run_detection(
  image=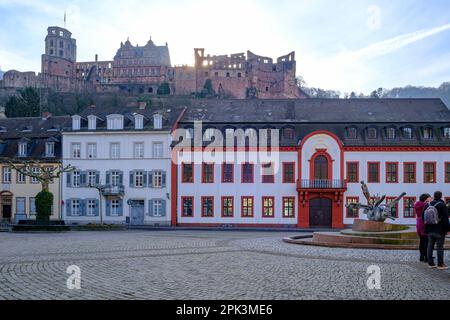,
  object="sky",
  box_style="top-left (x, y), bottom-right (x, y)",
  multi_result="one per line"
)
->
top-left (0, 0), bottom-right (449, 94)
